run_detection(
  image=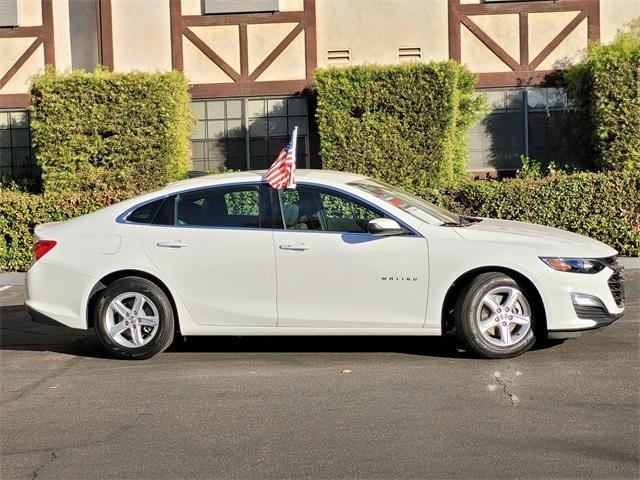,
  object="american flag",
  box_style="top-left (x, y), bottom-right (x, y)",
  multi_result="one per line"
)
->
top-left (265, 127), bottom-right (297, 190)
